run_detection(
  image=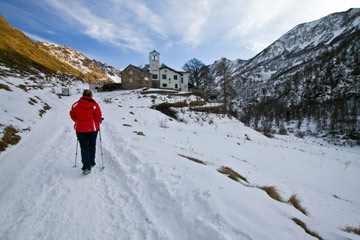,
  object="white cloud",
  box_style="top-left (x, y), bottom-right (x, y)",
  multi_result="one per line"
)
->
top-left (41, 0), bottom-right (360, 57)
top-left (22, 31), bottom-right (59, 45)
top-left (42, 0), bottom-right (154, 52)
